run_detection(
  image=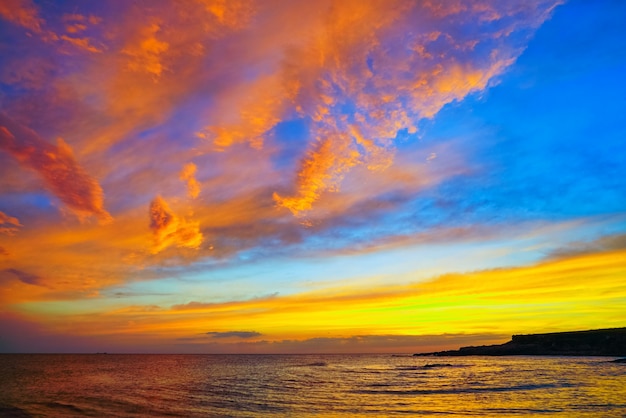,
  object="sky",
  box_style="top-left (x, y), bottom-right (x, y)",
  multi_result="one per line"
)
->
top-left (0, 0), bottom-right (625, 354)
